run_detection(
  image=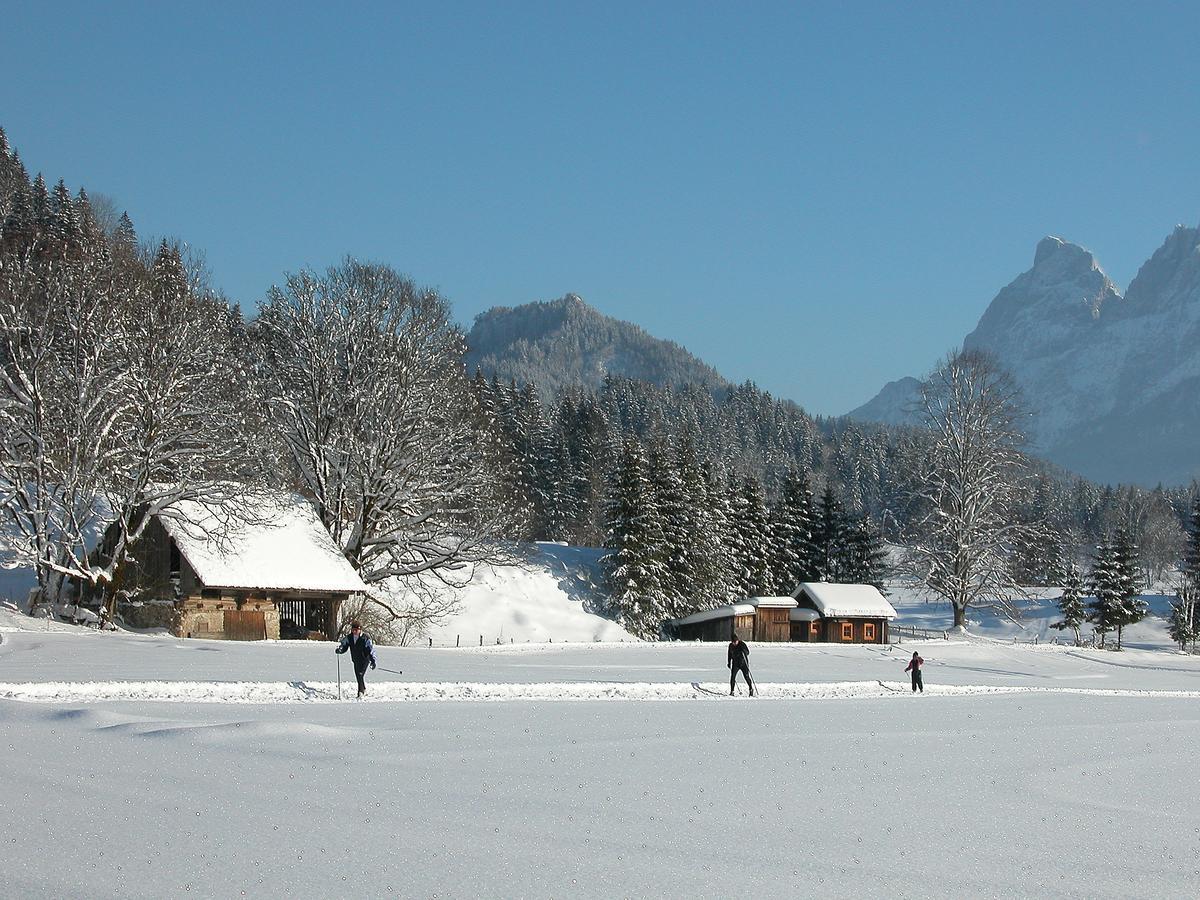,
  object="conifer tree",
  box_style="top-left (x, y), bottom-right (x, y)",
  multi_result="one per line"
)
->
top-left (840, 514), bottom-right (889, 591)
top-left (1087, 539), bottom-right (1119, 648)
top-left (1052, 563), bottom-right (1086, 645)
top-left (48, 178), bottom-right (80, 246)
top-left (1183, 494), bottom-right (1200, 594)
top-left (114, 211), bottom-right (137, 254)
top-left (30, 173), bottom-right (49, 227)
top-left (813, 483), bottom-right (848, 582)
top-left (728, 473), bottom-right (772, 597)
top-left (1109, 526), bottom-right (1146, 650)
top-left (602, 439), bottom-right (669, 638)
top-left (768, 468), bottom-right (819, 594)
top-left (1088, 529), bottom-right (1144, 650)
